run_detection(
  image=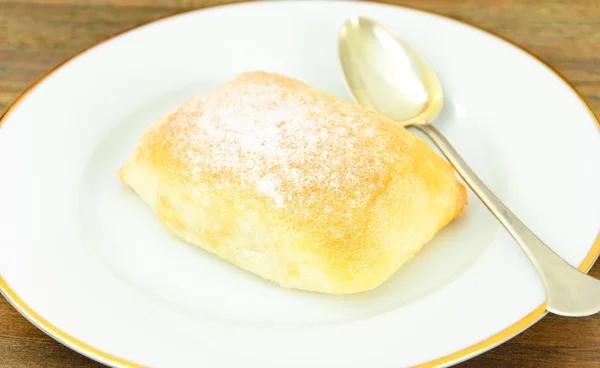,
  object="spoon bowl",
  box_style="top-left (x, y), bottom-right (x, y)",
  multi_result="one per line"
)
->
top-left (338, 16), bottom-right (442, 125)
